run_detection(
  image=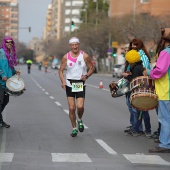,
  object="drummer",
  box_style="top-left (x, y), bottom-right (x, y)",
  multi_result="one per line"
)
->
top-left (122, 49), bottom-right (151, 136)
top-left (143, 28), bottom-right (170, 153)
top-left (0, 36), bottom-right (20, 128)
top-left (124, 39), bottom-right (152, 137)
